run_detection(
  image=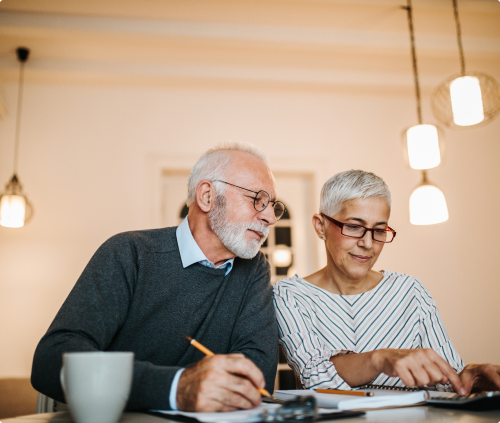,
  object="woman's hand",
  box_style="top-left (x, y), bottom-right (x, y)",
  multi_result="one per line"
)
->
top-left (458, 363), bottom-right (500, 394)
top-left (371, 348), bottom-right (466, 394)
